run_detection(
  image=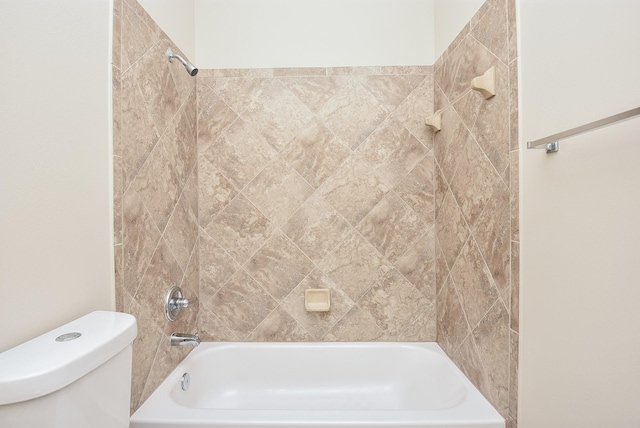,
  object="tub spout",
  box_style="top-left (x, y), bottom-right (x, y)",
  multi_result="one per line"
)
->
top-left (170, 332), bottom-right (200, 347)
